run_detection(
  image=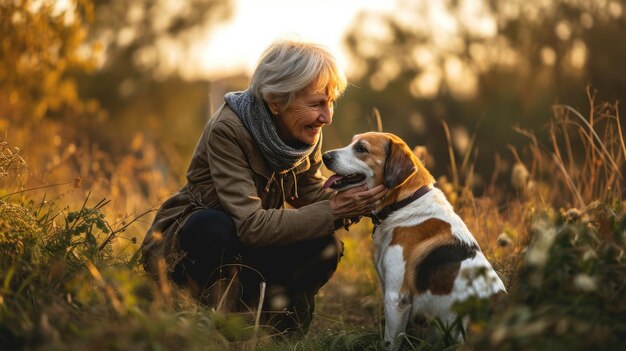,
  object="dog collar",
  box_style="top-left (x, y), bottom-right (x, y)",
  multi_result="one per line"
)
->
top-left (369, 185), bottom-right (432, 226)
